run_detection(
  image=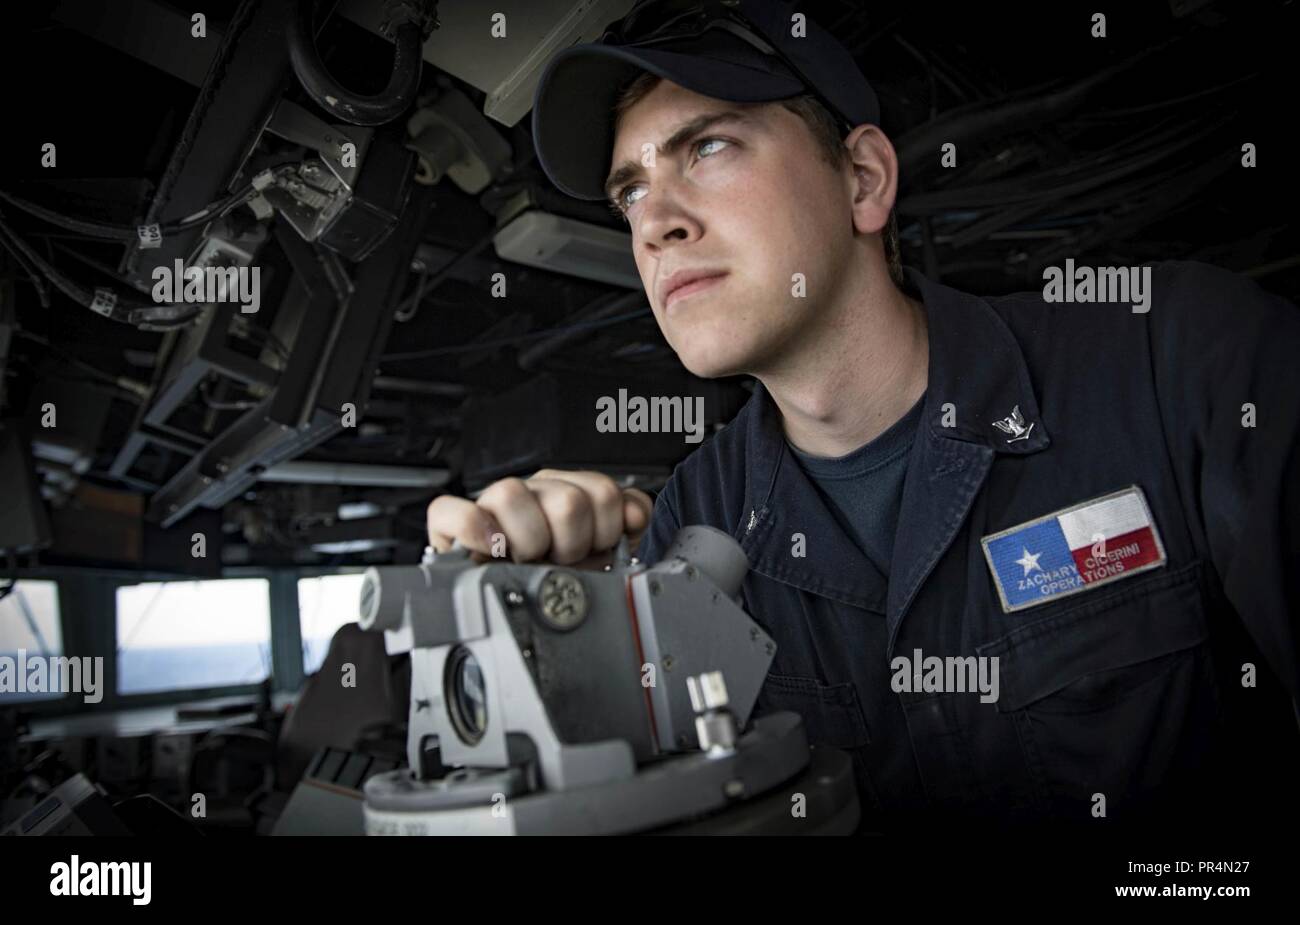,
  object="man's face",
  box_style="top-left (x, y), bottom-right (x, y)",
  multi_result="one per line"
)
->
top-left (607, 79), bottom-right (856, 379)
